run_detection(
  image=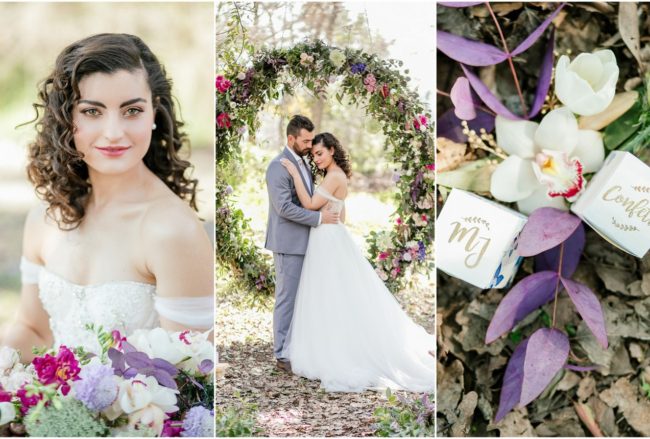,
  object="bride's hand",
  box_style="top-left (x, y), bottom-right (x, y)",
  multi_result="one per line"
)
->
top-left (280, 158), bottom-right (299, 177)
